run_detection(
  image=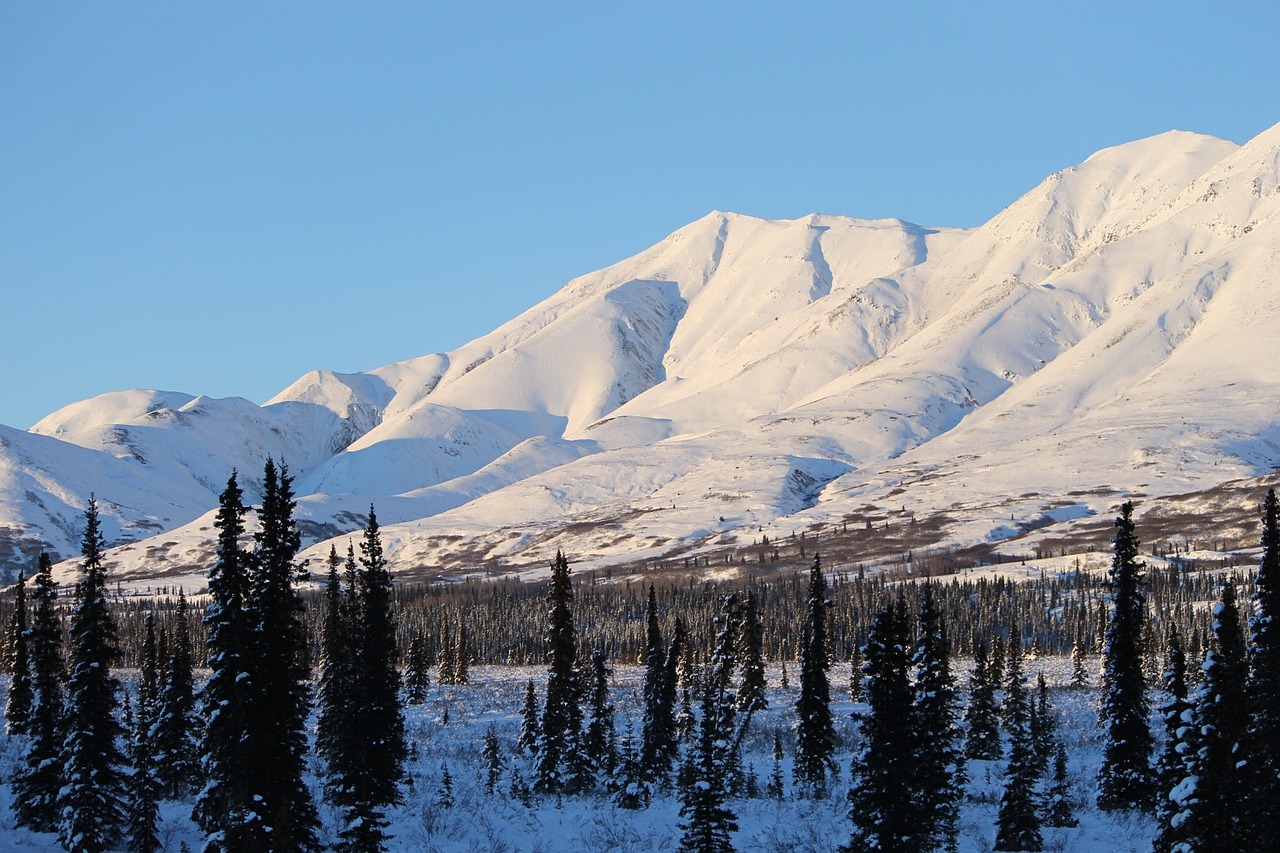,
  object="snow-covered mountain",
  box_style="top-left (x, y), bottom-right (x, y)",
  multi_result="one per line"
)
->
top-left (5, 122), bottom-right (1280, 587)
